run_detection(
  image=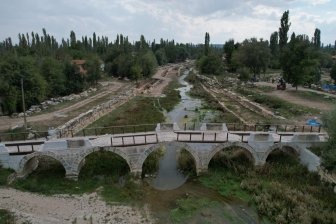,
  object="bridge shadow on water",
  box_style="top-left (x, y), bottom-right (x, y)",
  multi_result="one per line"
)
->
top-left (147, 144), bottom-right (189, 191)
